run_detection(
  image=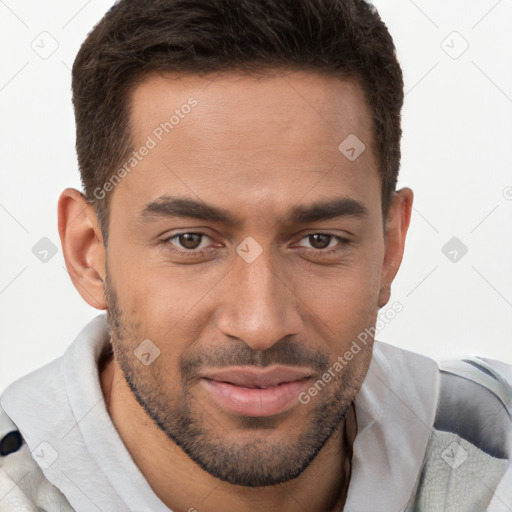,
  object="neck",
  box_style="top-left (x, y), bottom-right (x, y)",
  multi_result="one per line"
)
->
top-left (100, 353), bottom-right (356, 512)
